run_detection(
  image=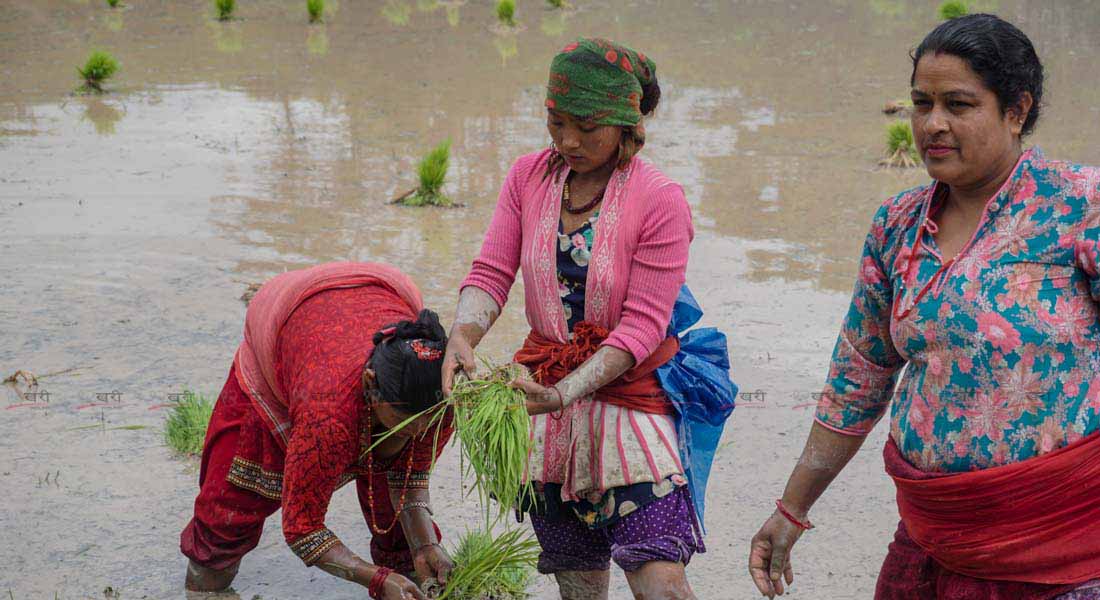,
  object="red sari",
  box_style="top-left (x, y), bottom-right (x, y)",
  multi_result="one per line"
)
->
top-left (180, 264), bottom-right (452, 572)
